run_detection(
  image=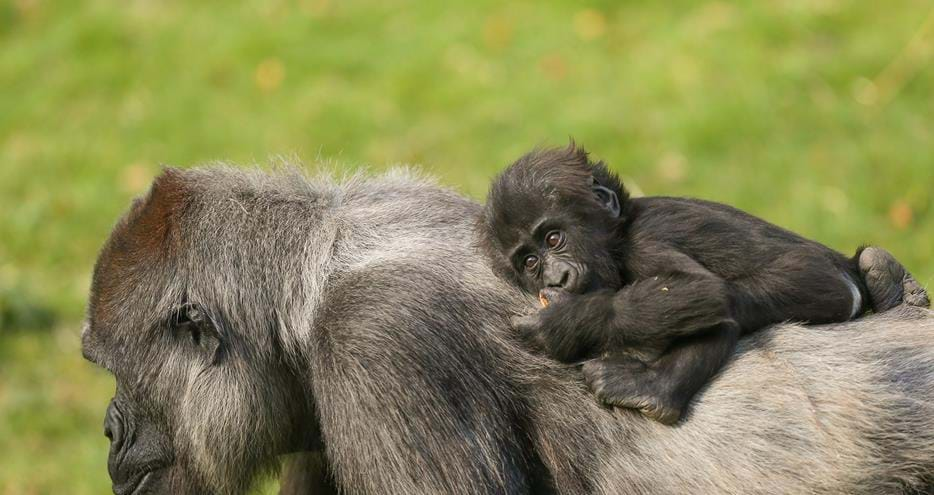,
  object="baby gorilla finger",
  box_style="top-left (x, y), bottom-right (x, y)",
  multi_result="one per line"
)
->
top-left (510, 314), bottom-right (549, 350)
top-left (582, 357), bottom-right (683, 425)
top-left (538, 287), bottom-right (573, 308)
